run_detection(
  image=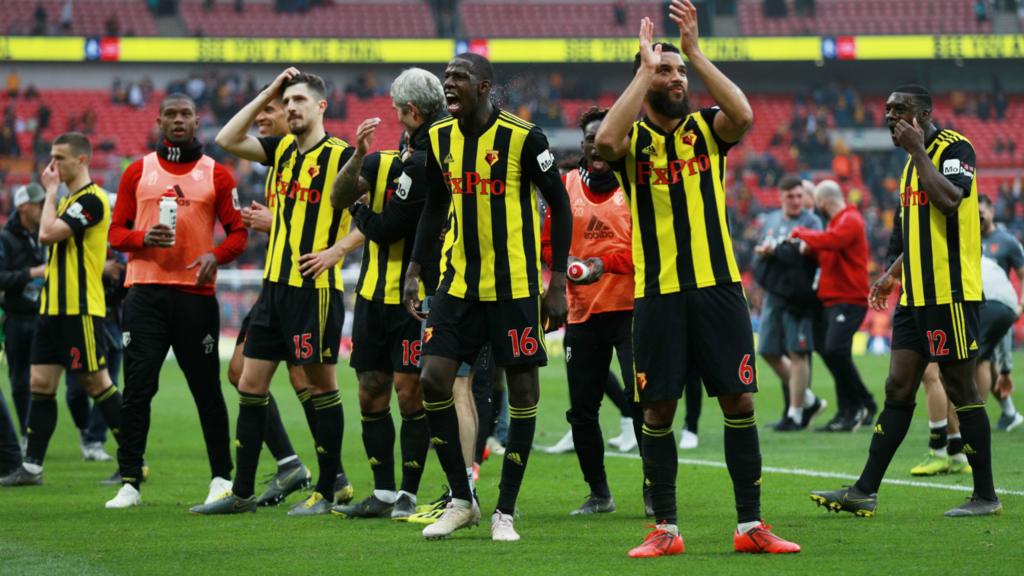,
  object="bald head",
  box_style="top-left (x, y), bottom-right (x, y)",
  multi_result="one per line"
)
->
top-left (814, 179), bottom-right (845, 216)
